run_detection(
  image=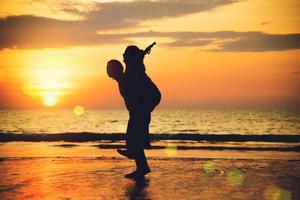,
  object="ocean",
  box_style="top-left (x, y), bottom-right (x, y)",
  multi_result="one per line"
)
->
top-left (1, 109), bottom-right (299, 135)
